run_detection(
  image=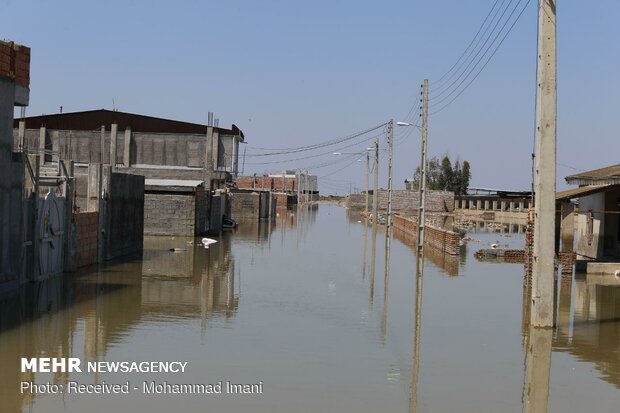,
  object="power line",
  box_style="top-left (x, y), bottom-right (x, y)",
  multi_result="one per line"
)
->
top-left (244, 122), bottom-right (387, 156)
top-left (430, 0), bottom-right (522, 102)
top-left (430, 0), bottom-right (509, 93)
top-left (242, 131), bottom-right (385, 166)
top-left (430, 0), bottom-right (532, 115)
